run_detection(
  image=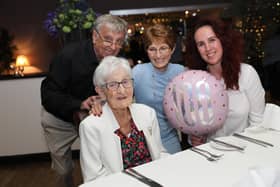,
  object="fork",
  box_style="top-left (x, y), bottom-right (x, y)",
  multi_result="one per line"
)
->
top-left (192, 147), bottom-right (224, 158)
top-left (190, 148), bottom-right (219, 161)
